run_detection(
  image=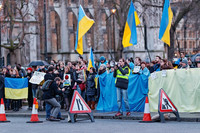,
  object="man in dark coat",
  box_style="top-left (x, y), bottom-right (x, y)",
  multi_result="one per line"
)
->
top-left (43, 77), bottom-right (65, 121)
